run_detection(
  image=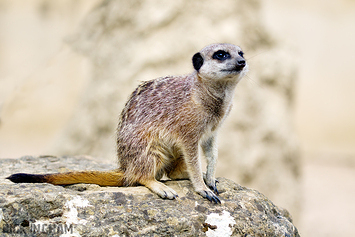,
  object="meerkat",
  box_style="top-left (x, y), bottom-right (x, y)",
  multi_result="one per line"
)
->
top-left (7, 43), bottom-right (248, 203)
